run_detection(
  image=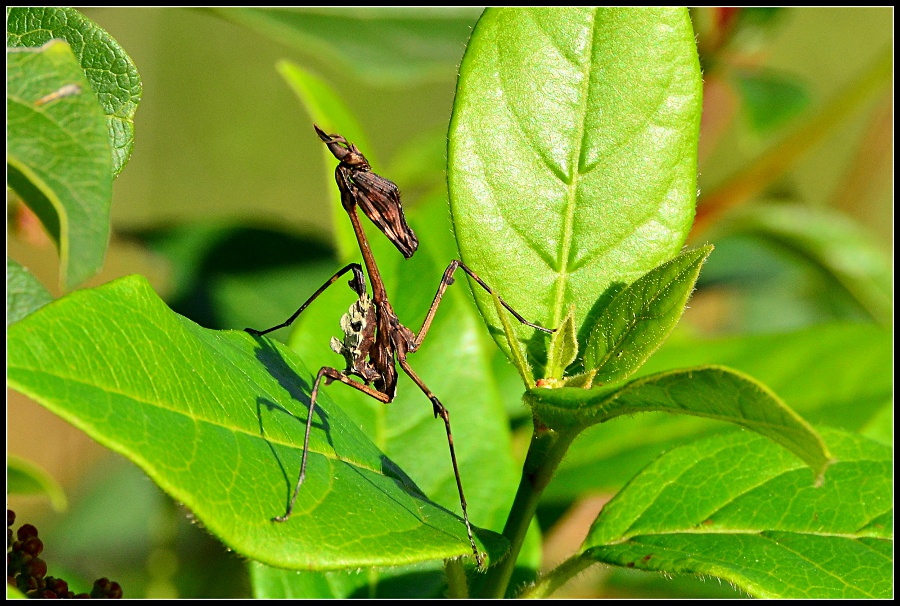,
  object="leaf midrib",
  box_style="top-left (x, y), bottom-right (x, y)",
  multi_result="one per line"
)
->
top-left (609, 527), bottom-right (894, 542)
top-left (551, 8), bottom-right (598, 328)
